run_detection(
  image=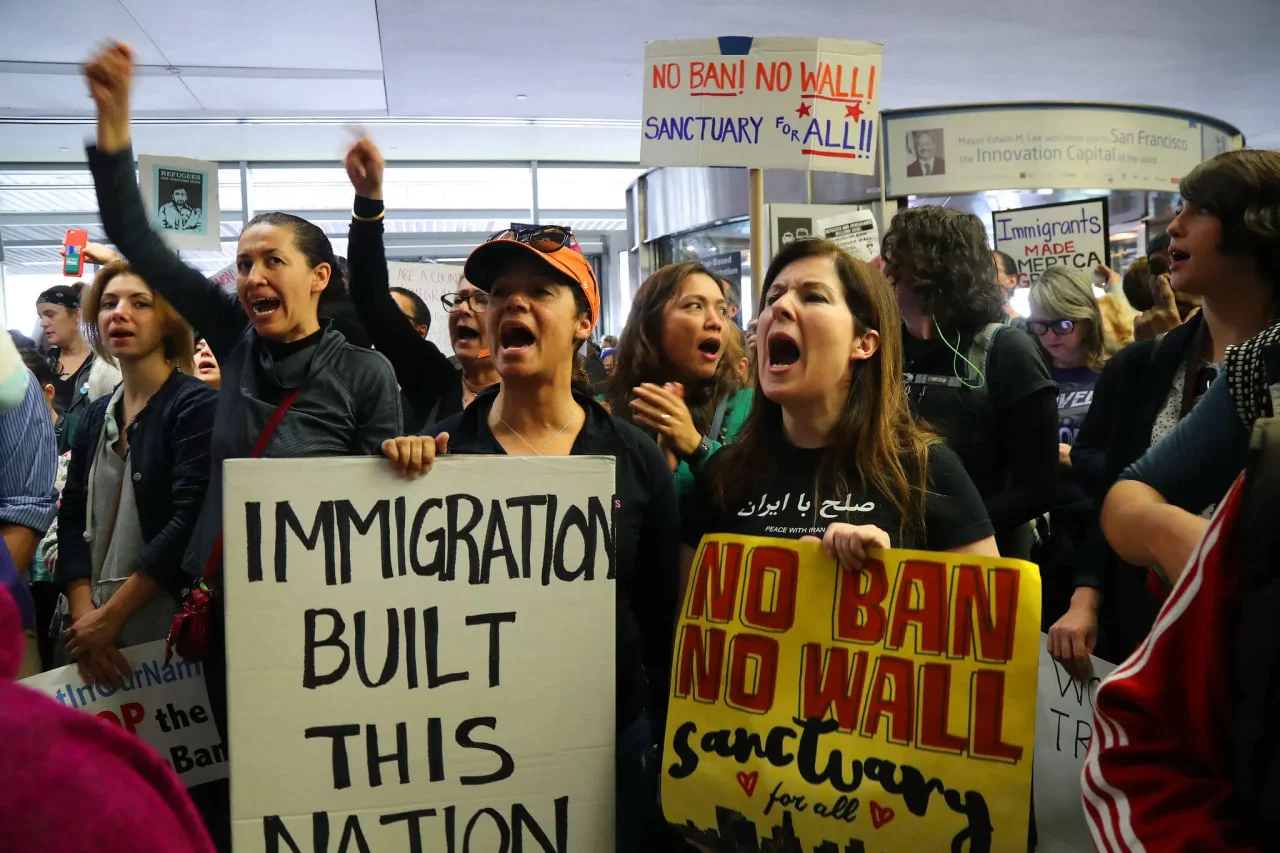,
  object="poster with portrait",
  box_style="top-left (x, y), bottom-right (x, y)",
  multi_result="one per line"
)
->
top-left (138, 154), bottom-right (221, 251)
